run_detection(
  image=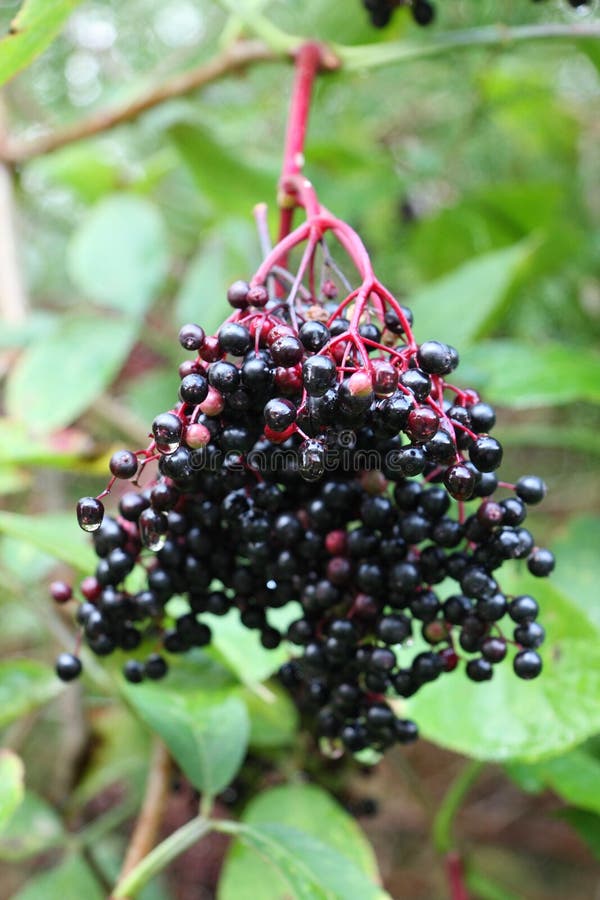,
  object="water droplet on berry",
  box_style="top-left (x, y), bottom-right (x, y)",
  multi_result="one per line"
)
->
top-left (77, 496), bottom-right (104, 532)
top-left (299, 440), bottom-right (326, 482)
top-left (139, 508), bottom-right (168, 551)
